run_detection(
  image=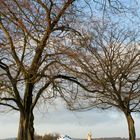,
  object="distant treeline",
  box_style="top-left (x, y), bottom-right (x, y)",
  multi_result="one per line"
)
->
top-left (94, 138), bottom-right (140, 140)
top-left (75, 138), bottom-right (140, 140)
